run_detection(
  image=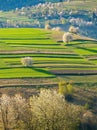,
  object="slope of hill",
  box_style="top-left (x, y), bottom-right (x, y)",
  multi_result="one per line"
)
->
top-left (0, 0), bottom-right (97, 39)
top-left (1, 0), bottom-right (97, 11)
top-left (0, 28), bottom-right (97, 87)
